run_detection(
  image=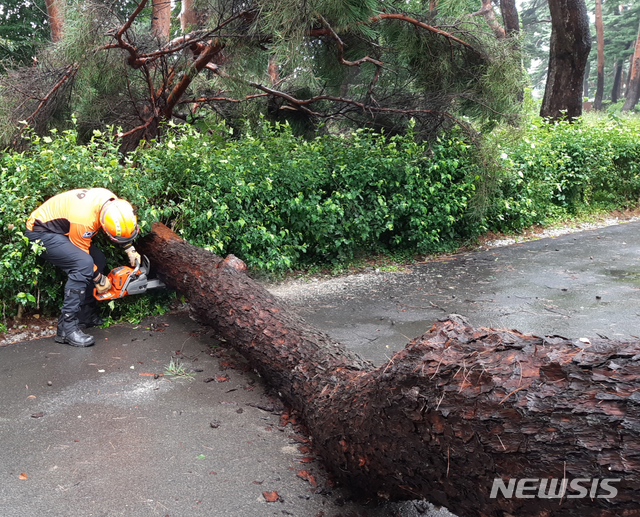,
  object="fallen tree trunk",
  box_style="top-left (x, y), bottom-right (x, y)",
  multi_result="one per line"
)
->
top-left (138, 222), bottom-right (640, 517)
